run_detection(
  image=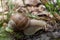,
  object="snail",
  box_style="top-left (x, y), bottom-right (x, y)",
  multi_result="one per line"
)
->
top-left (6, 13), bottom-right (53, 35)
